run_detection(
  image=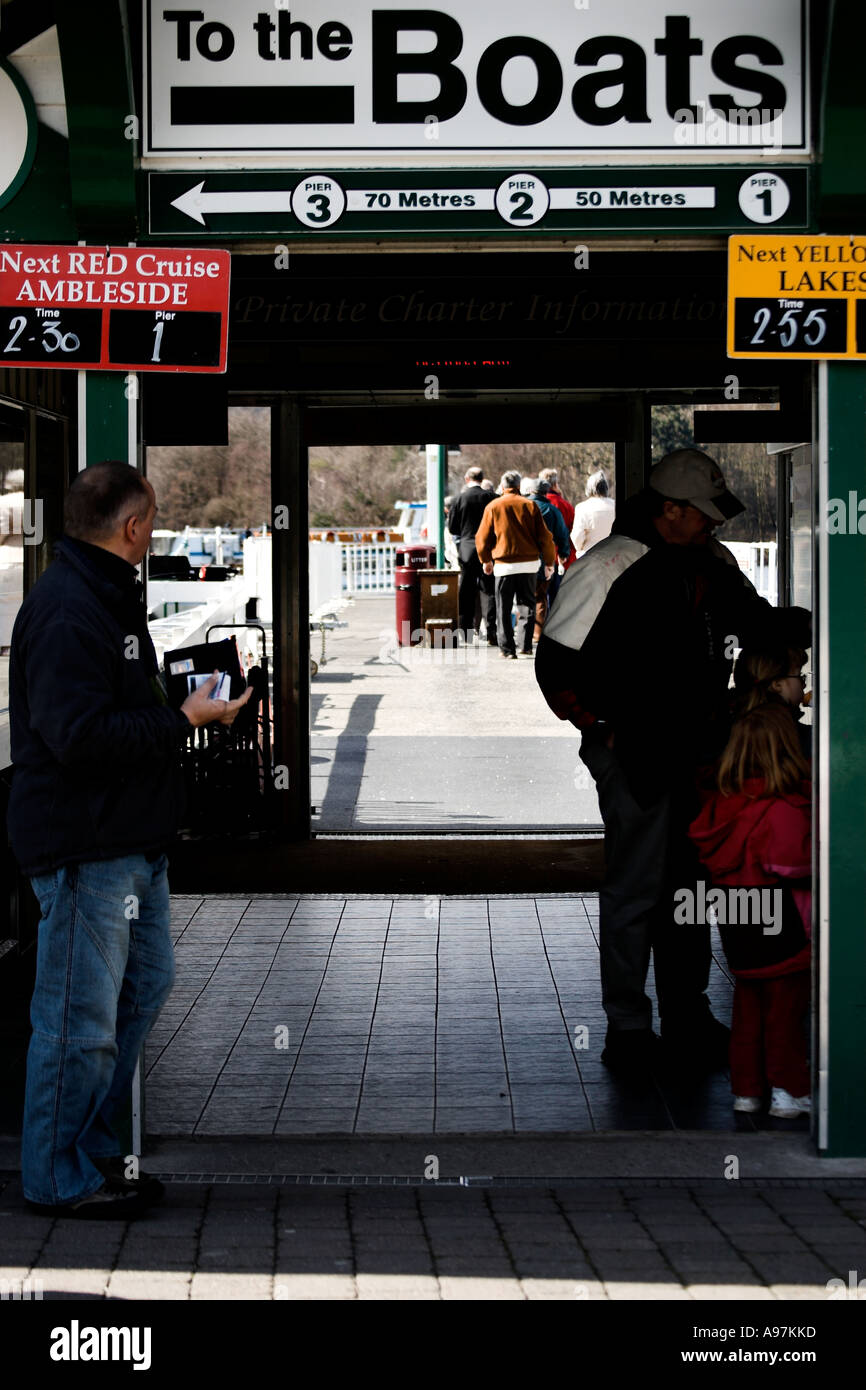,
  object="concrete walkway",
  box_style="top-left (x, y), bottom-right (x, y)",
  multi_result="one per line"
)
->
top-left (311, 595), bottom-right (600, 831)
